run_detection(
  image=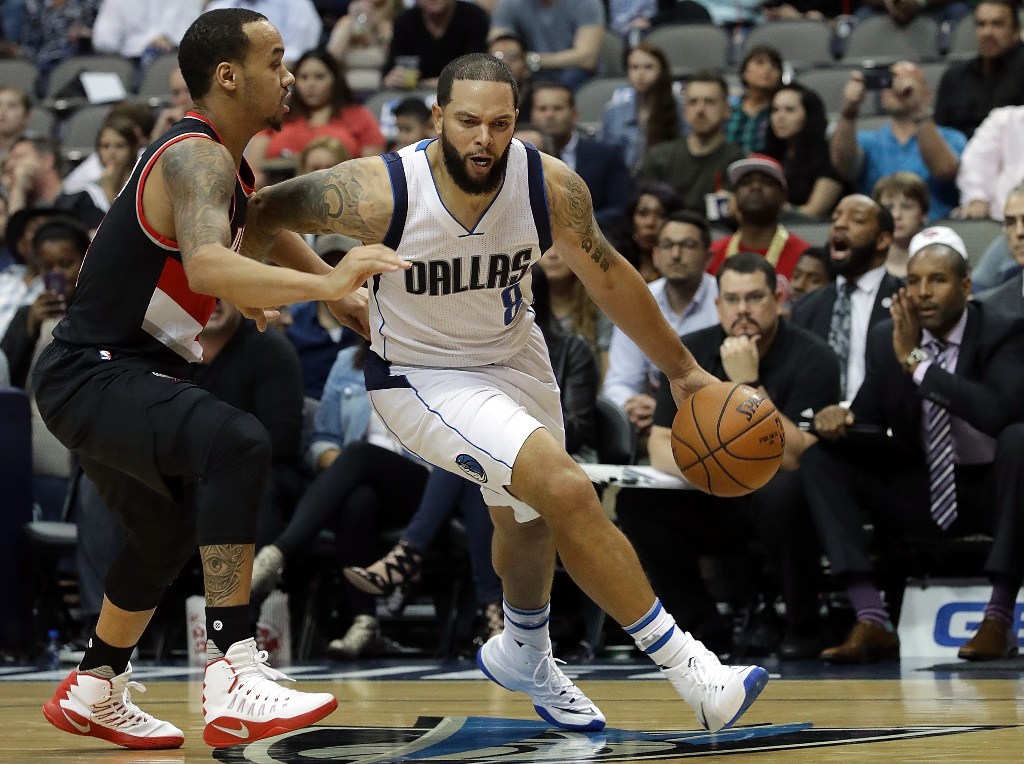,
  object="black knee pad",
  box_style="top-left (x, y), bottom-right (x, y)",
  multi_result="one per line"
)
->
top-left (104, 532), bottom-right (197, 611)
top-left (198, 412), bottom-right (272, 545)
